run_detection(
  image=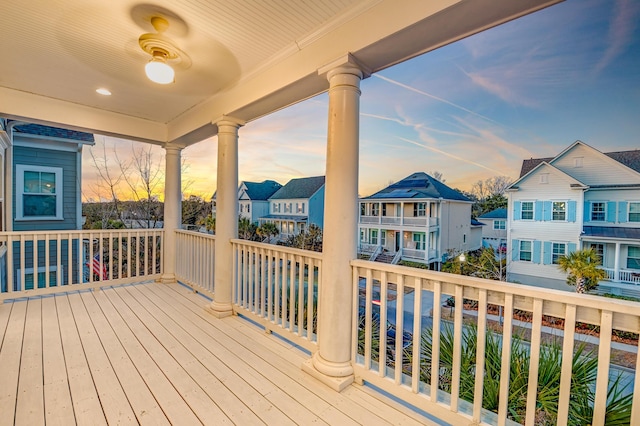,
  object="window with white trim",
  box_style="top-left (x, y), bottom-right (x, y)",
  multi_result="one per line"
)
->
top-left (591, 202), bottom-right (605, 221)
top-left (273, 203), bottom-right (281, 213)
top-left (627, 246), bottom-right (640, 270)
top-left (629, 203), bottom-right (640, 223)
top-left (17, 266), bottom-right (61, 290)
top-left (16, 165), bottom-right (63, 220)
top-left (296, 202), bottom-right (304, 214)
top-left (360, 203), bottom-right (366, 216)
top-left (552, 243), bottom-right (566, 264)
top-left (493, 220), bottom-right (506, 230)
top-left (370, 229), bottom-right (378, 245)
top-left (521, 202), bottom-right (534, 220)
top-left (371, 203), bottom-right (379, 216)
top-left (519, 240), bottom-right (532, 262)
top-left (412, 233), bottom-right (425, 250)
top-left (552, 202), bottom-right (566, 221)
top-left (414, 202), bottom-right (426, 217)
top-left (588, 243), bottom-right (604, 265)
